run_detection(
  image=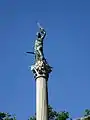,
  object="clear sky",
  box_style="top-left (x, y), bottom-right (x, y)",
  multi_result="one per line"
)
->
top-left (0, 0), bottom-right (90, 120)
